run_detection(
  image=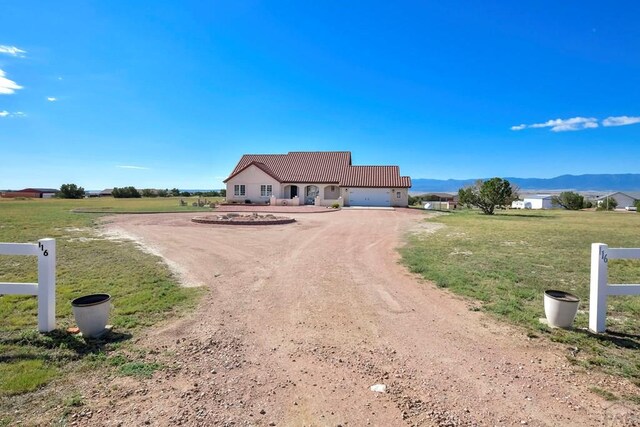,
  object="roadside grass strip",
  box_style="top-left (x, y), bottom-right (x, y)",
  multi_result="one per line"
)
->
top-left (0, 197), bottom-right (203, 399)
top-left (401, 209), bottom-right (640, 388)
